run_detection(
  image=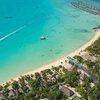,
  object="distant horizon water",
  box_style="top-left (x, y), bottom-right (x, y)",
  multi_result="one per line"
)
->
top-left (0, 0), bottom-right (100, 83)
